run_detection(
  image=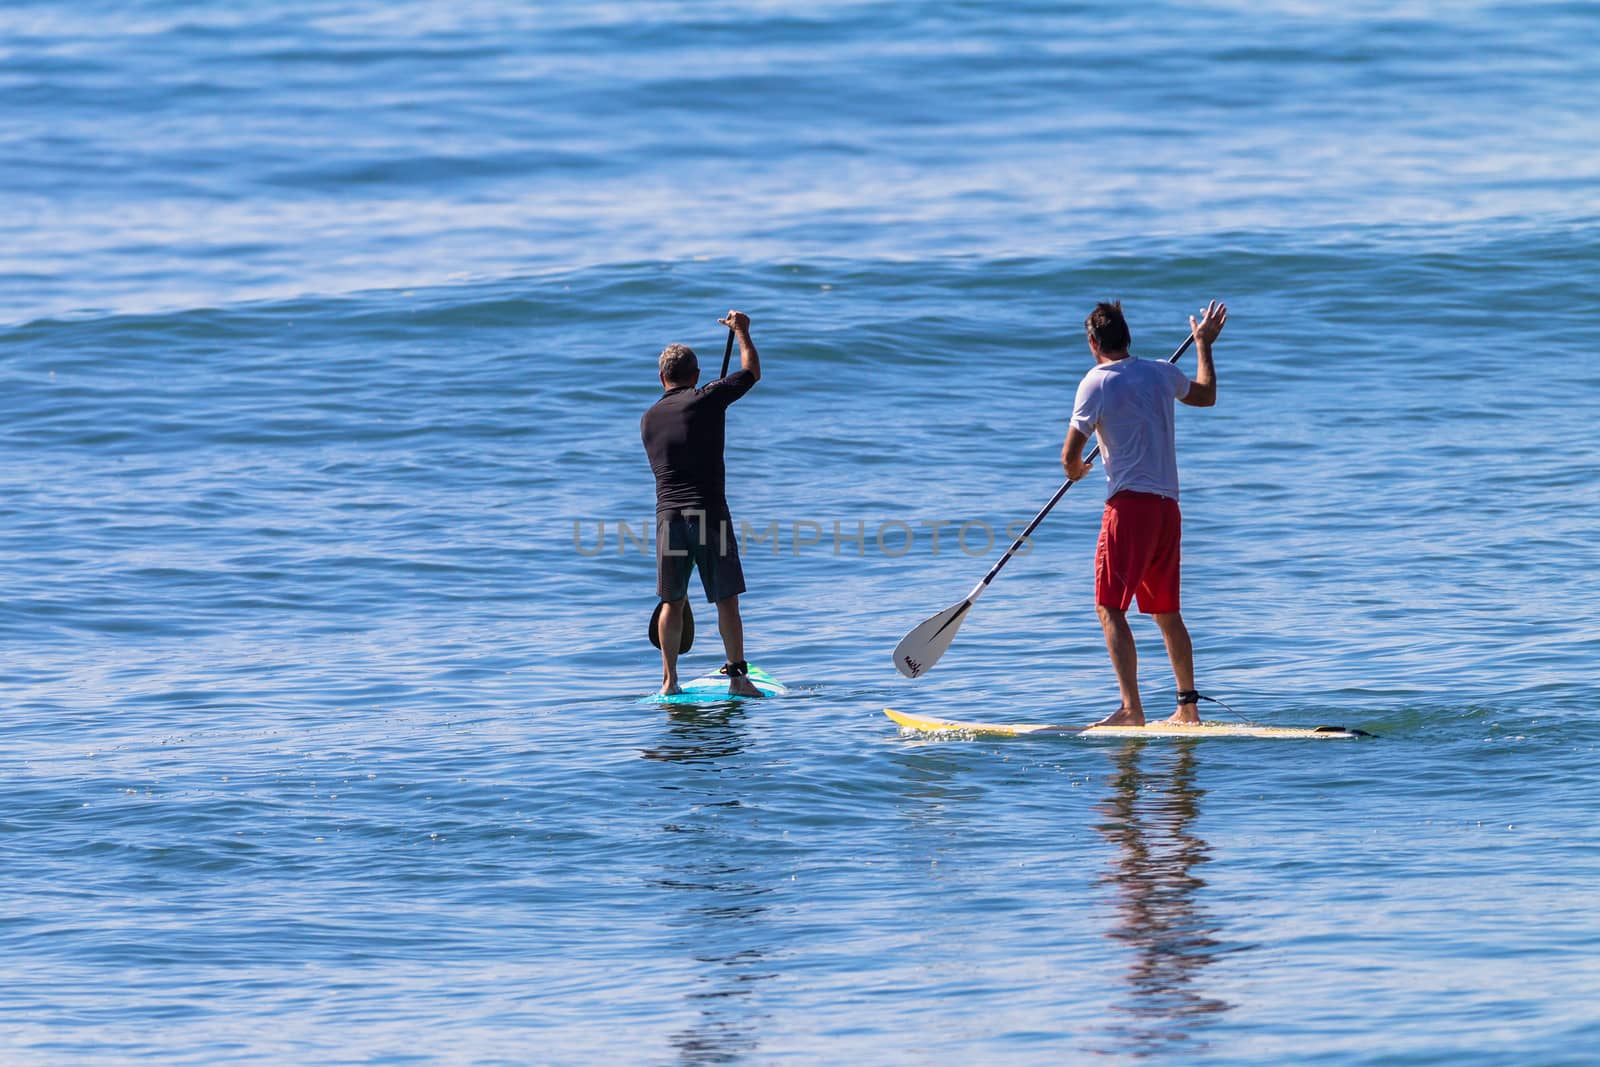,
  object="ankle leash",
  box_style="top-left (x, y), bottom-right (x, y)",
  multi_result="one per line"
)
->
top-left (1177, 689), bottom-right (1246, 721)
